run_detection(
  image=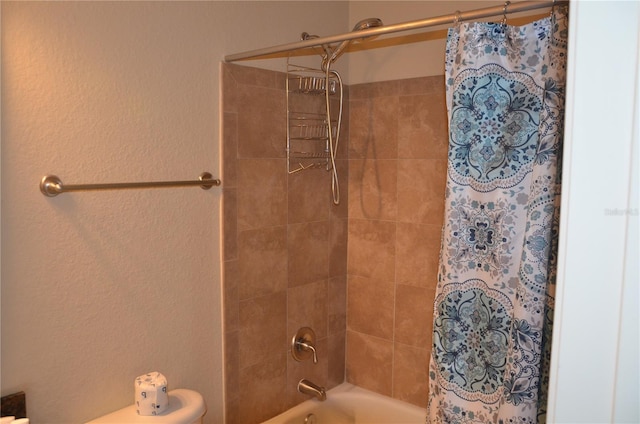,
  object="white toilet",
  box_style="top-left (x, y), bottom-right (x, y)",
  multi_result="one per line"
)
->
top-left (86, 389), bottom-right (206, 424)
